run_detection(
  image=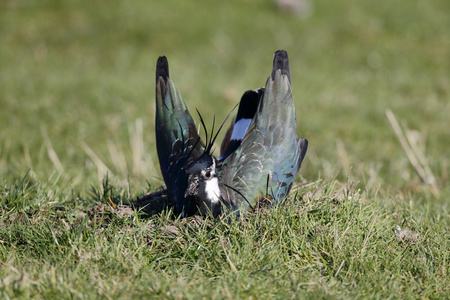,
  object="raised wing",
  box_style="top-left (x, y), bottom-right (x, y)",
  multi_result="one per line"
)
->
top-left (255, 50), bottom-right (308, 200)
top-left (155, 56), bottom-right (206, 215)
top-left (218, 50), bottom-right (308, 212)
